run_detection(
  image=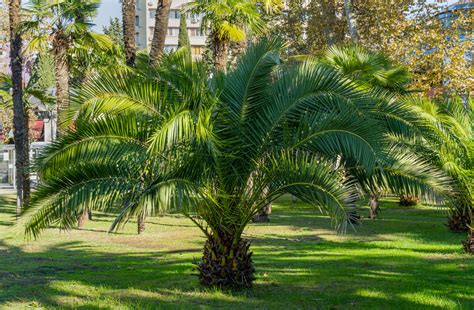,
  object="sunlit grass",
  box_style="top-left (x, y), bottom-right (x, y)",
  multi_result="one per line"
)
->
top-left (0, 195), bottom-right (472, 309)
